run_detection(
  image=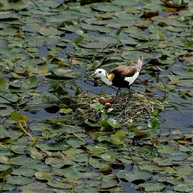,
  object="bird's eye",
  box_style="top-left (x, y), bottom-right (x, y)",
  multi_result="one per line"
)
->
top-left (99, 71), bottom-right (102, 73)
